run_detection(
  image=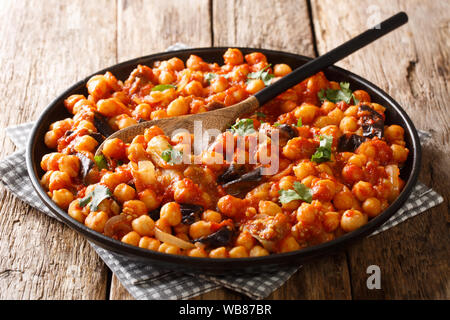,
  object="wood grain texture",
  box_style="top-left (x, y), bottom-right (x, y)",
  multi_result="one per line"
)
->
top-left (311, 0), bottom-right (450, 299)
top-left (0, 0), bottom-right (117, 299)
top-left (109, 0), bottom-right (213, 300)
